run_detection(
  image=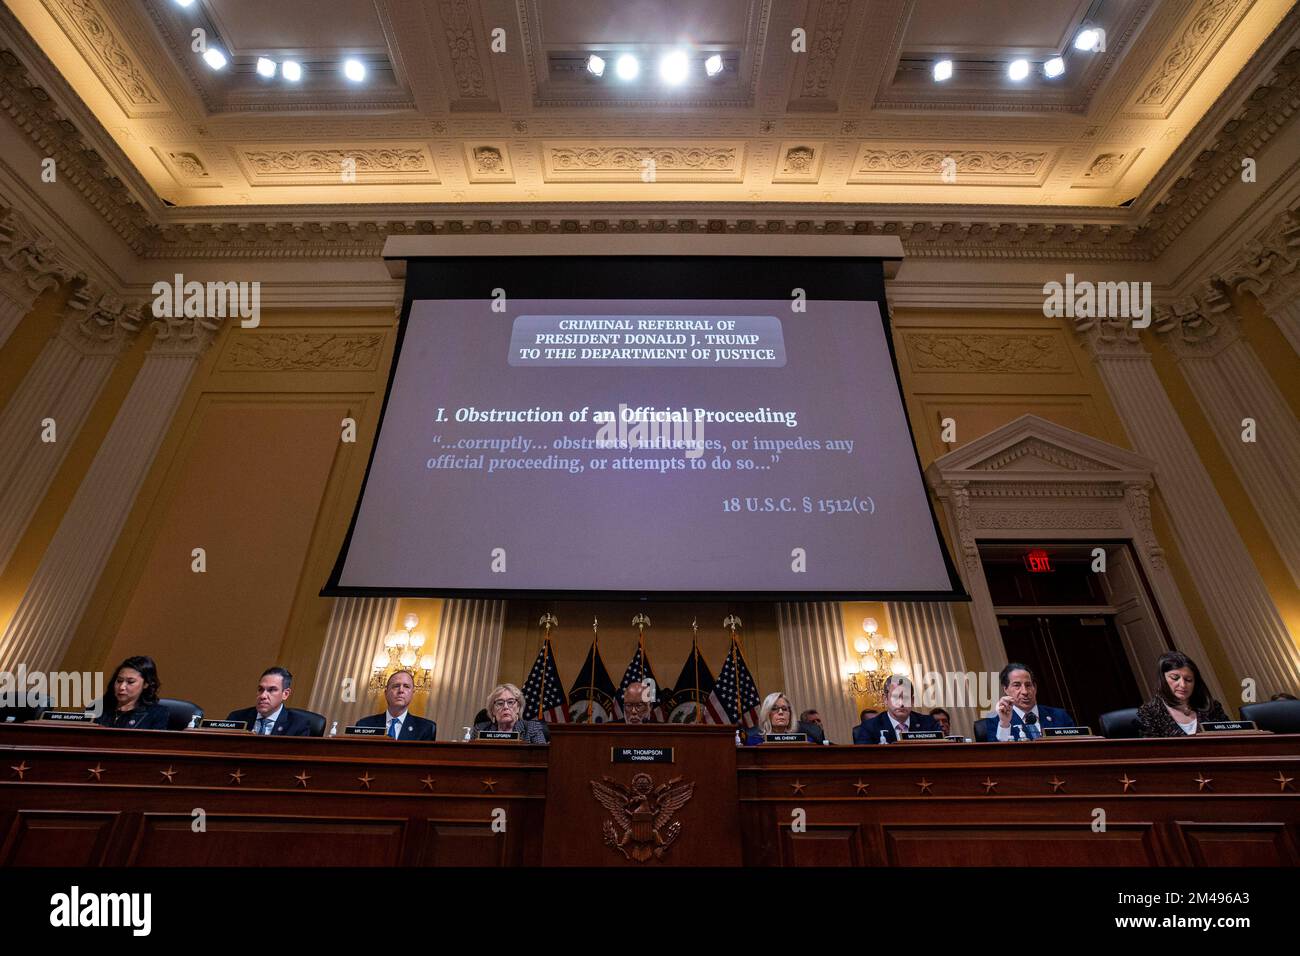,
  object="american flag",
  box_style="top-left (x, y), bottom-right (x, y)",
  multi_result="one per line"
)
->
top-left (615, 642), bottom-right (669, 722)
top-left (522, 638), bottom-right (569, 723)
top-left (708, 637), bottom-right (761, 727)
